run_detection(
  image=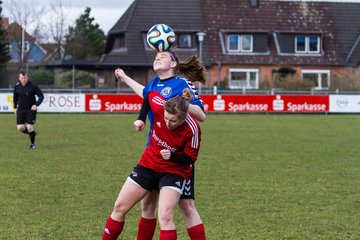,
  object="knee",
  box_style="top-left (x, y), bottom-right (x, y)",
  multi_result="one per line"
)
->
top-left (17, 125), bottom-right (25, 132)
top-left (27, 125), bottom-right (34, 132)
top-left (158, 209), bottom-right (173, 228)
top-left (112, 201), bottom-right (129, 219)
top-left (141, 200), bottom-right (157, 218)
top-left (179, 199), bottom-right (196, 217)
